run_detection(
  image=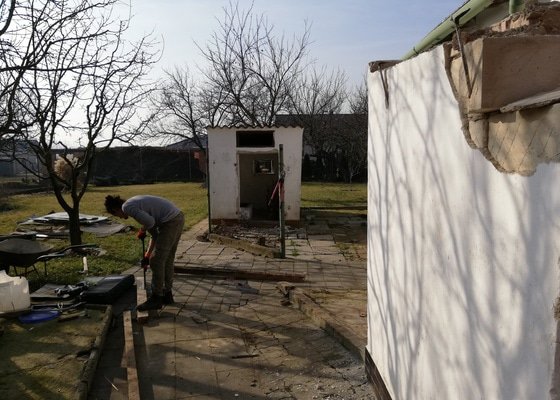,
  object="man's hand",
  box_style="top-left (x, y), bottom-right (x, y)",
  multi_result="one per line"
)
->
top-left (136, 228), bottom-right (147, 240)
top-left (141, 256), bottom-right (150, 268)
